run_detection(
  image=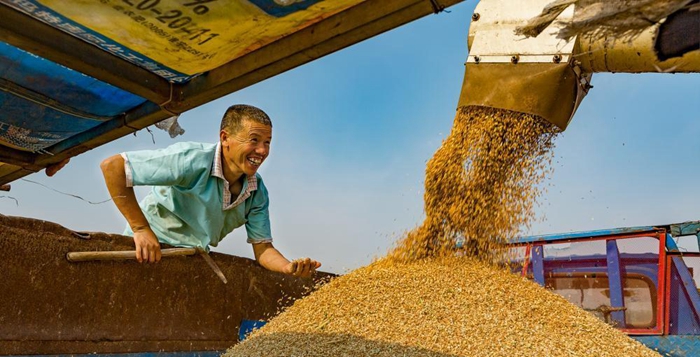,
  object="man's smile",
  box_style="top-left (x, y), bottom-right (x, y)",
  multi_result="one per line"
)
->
top-left (247, 156), bottom-right (263, 167)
